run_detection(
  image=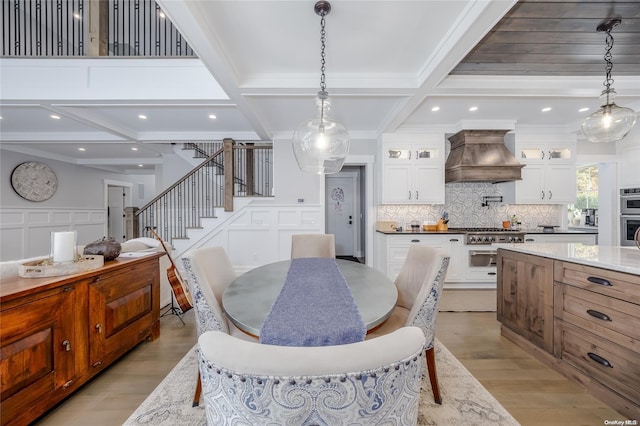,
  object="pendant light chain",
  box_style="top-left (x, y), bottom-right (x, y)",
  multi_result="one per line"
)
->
top-left (319, 12), bottom-right (327, 93)
top-left (602, 26), bottom-right (615, 92)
